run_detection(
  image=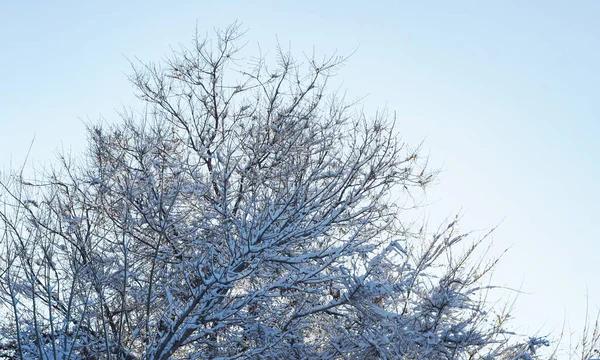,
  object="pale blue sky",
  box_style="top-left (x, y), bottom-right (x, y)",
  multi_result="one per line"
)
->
top-left (2, 0), bottom-right (599, 346)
